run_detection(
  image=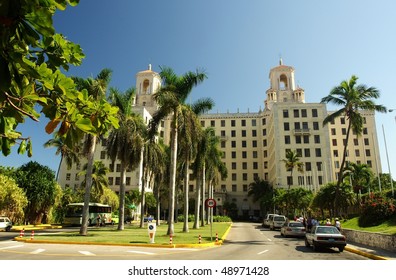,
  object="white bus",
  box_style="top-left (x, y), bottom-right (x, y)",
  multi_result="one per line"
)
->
top-left (63, 202), bottom-right (113, 226)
